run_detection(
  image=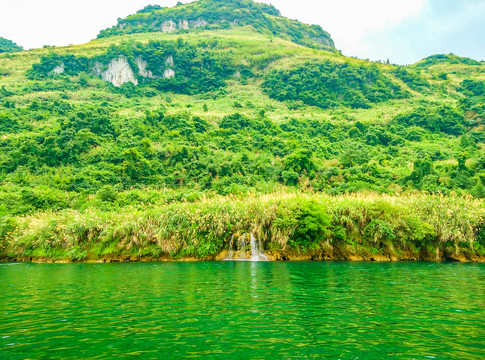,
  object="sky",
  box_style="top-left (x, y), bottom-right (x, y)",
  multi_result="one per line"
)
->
top-left (0, 0), bottom-right (484, 65)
